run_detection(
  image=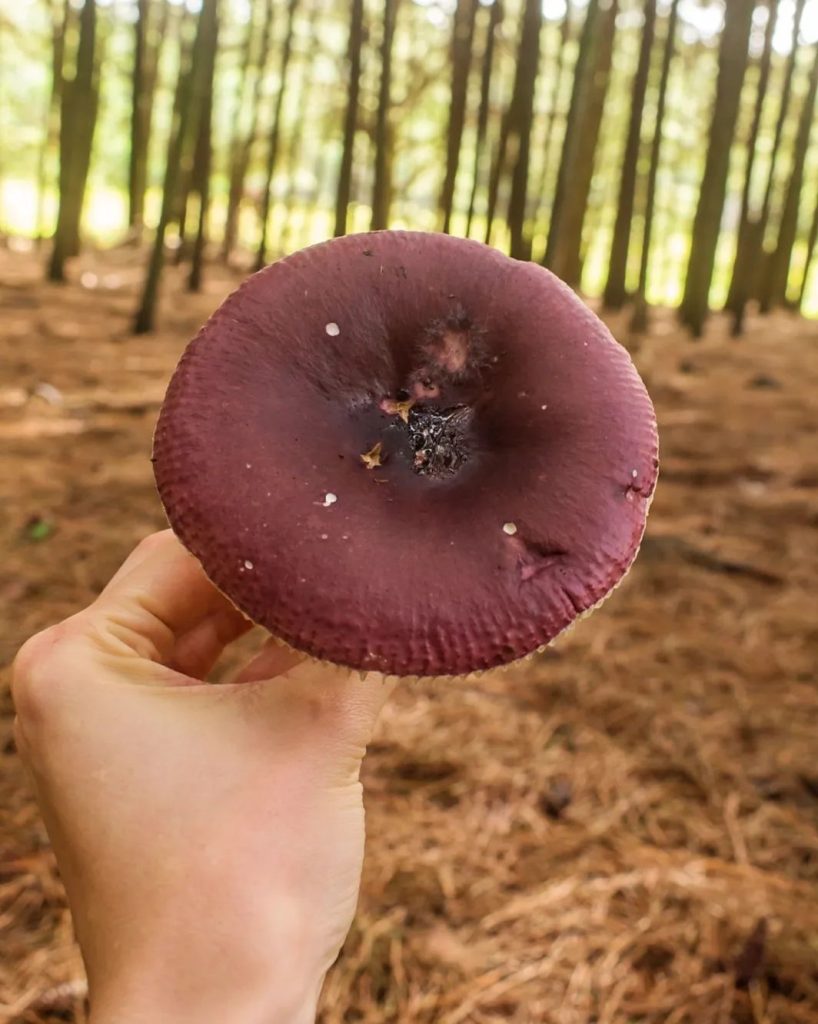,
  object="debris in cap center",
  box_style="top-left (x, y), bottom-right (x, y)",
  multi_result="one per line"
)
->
top-left (322, 492), bottom-right (337, 507)
top-left (502, 522), bottom-right (518, 536)
top-left (408, 404), bottom-right (472, 478)
top-left (380, 396), bottom-right (415, 423)
top-left (360, 441), bottom-right (384, 469)
top-left (244, 559), bottom-right (254, 570)
top-left (325, 322), bottom-right (340, 337)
